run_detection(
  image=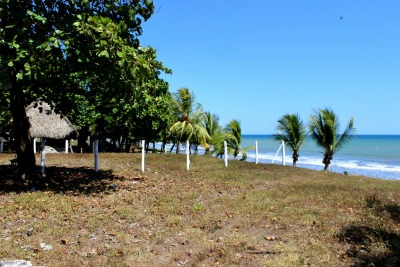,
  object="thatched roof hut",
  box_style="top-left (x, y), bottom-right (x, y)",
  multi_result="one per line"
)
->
top-left (26, 100), bottom-right (77, 139)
